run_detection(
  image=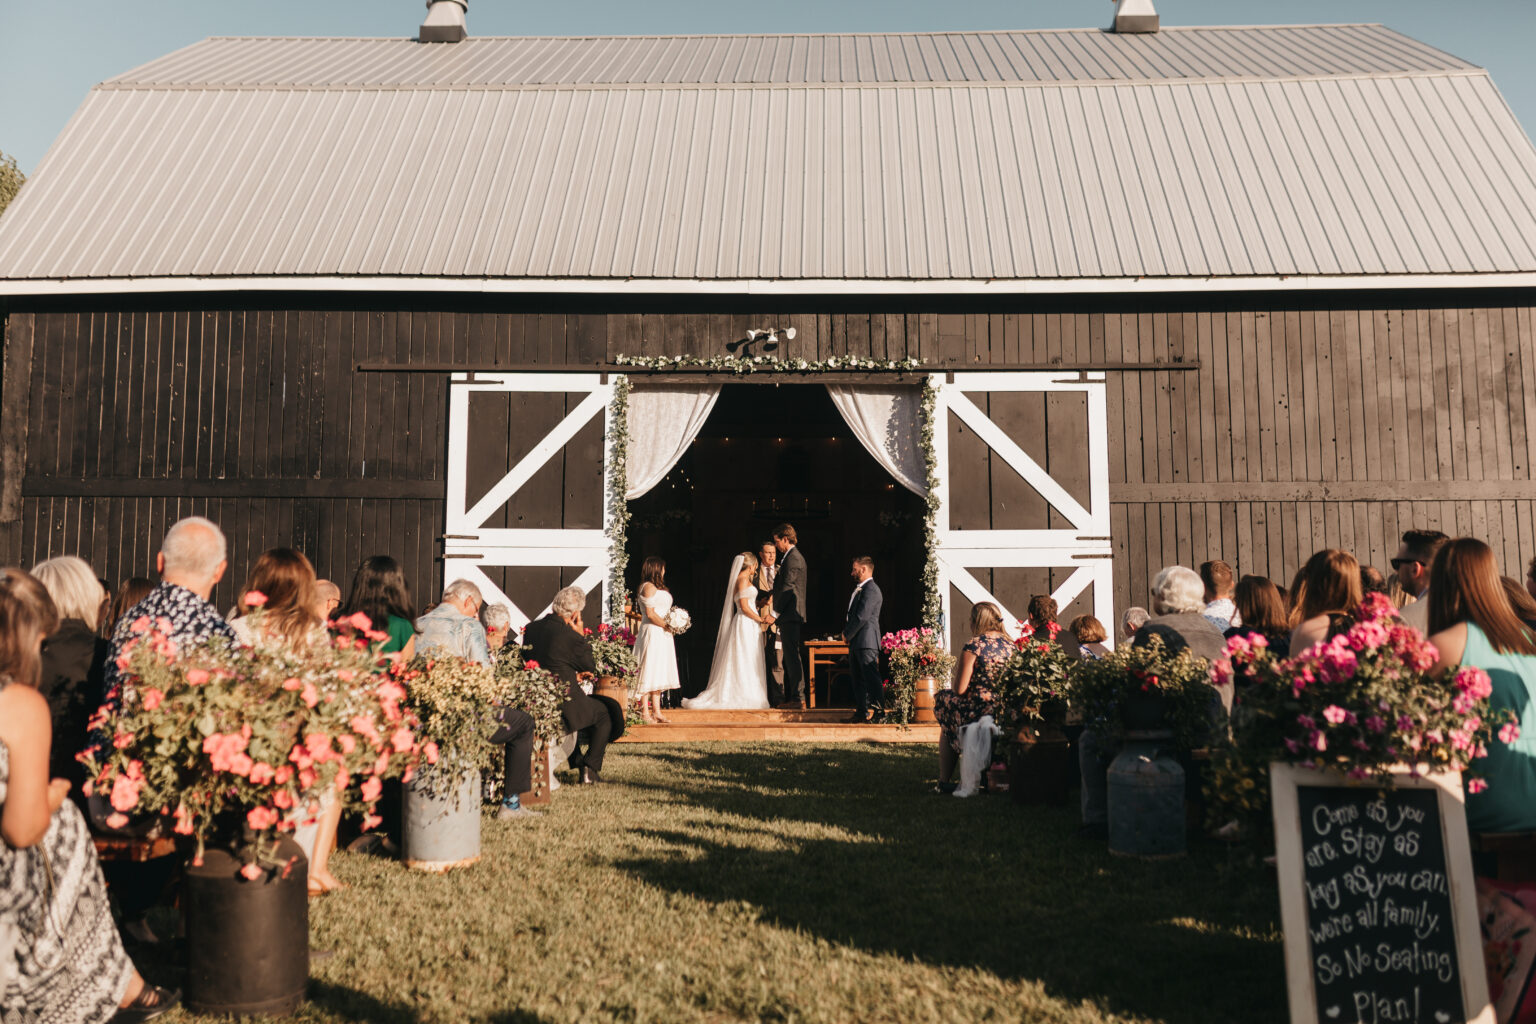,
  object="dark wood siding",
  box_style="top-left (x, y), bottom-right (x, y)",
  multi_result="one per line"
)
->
top-left (3, 295), bottom-right (1534, 621)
